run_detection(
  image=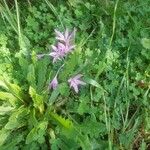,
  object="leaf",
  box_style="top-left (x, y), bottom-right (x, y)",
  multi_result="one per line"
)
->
top-left (17, 55), bottom-right (29, 76)
top-left (77, 96), bottom-right (90, 115)
top-left (0, 78), bottom-right (8, 90)
top-left (29, 86), bottom-right (44, 113)
top-left (0, 92), bottom-right (17, 106)
top-left (0, 128), bottom-right (11, 146)
top-left (139, 140), bottom-right (146, 150)
top-left (95, 61), bottom-right (106, 80)
top-left (5, 107), bottom-right (29, 130)
top-left (26, 121), bottom-right (48, 144)
top-left (50, 138), bottom-right (61, 150)
top-left (0, 106), bottom-right (14, 115)
top-left (60, 53), bottom-right (78, 80)
top-left (0, 134), bottom-right (24, 150)
top-left (36, 58), bottom-right (49, 92)
top-left (58, 83), bottom-right (69, 96)
top-left (84, 77), bottom-right (105, 91)
top-left (49, 112), bottom-right (73, 130)
top-left (27, 64), bottom-right (36, 88)
top-left (141, 38), bottom-right (150, 49)
top-left (2, 79), bottom-right (25, 103)
top-left (80, 114), bottom-right (107, 138)
top-left (49, 88), bottom-right (60, 105)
